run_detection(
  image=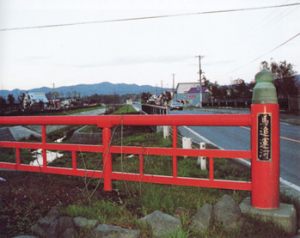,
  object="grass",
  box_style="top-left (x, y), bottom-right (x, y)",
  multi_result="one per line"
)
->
top-left (62, 105), bottom-right (105, 115)
top-left (42, 128), bottom-right (251, 217)
top-left (47, 125), bottom-right (80, 142)
top-left (16, 104), bottom-right (105, 117)
top-left (166, 228), bottom-right (189, 238)
top-left (54, 128), bottom-right (275, 237)
top-left (63, 200), bottom-right (136, 226)
top-left (0, 125), bottom-right (290, 237)
top-left (112, 104), bottom-right (138, 114)
top-left (73, 104), bottom-right (138, 134)
top-left (0, 148), bottom-right (37, 164)
top-left (78, 125), bottom-right (101, 133)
